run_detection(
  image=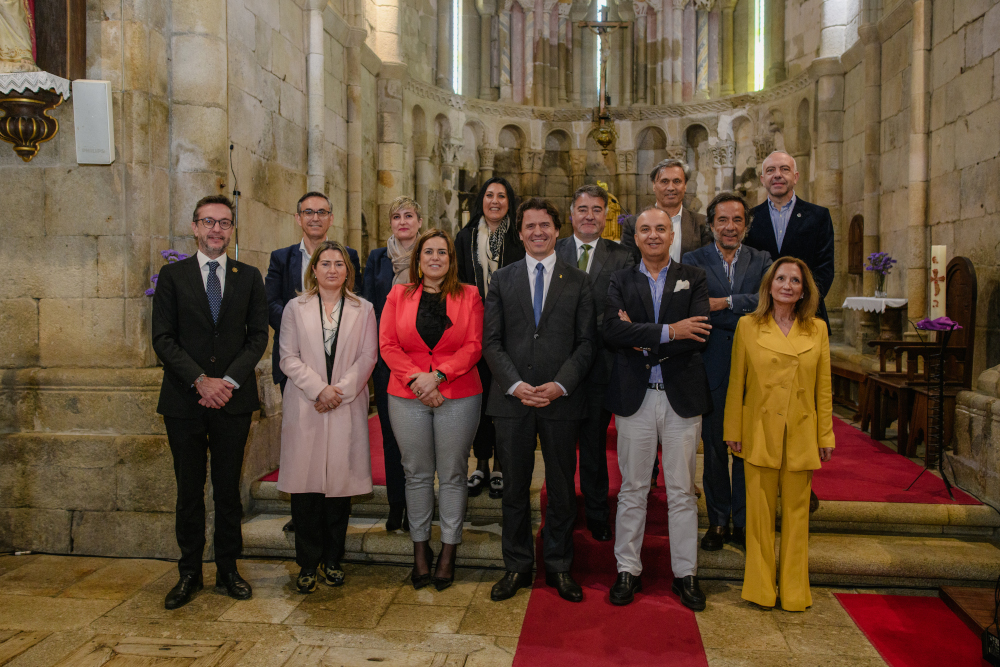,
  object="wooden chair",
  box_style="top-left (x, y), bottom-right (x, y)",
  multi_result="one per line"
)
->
top-left (860, 257), bottom-right (977, 460)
